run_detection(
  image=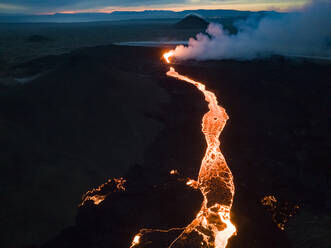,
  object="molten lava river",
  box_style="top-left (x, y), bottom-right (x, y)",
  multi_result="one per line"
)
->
top-left (130, 51), bottom-right (236, 248)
